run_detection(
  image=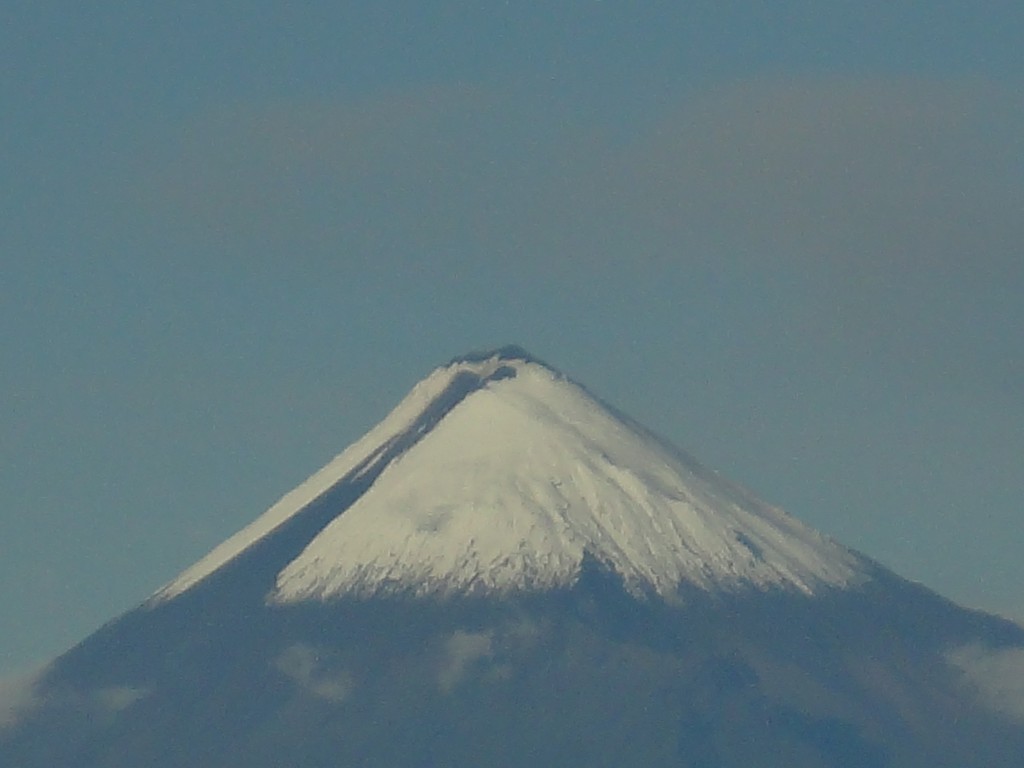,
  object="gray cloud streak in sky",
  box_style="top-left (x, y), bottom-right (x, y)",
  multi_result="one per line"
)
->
top-left (135, 77), bottom-right (1023, 272)
top-left (129, 77), bottom-right (1023, 389)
